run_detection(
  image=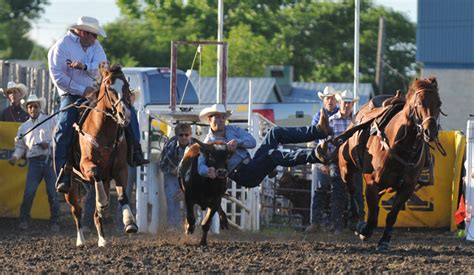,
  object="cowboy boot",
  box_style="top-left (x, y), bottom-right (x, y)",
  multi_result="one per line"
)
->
top-left (125, 128), bottom-right (149, 167)
top-left (56, 166), bottom-right (72, 193)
